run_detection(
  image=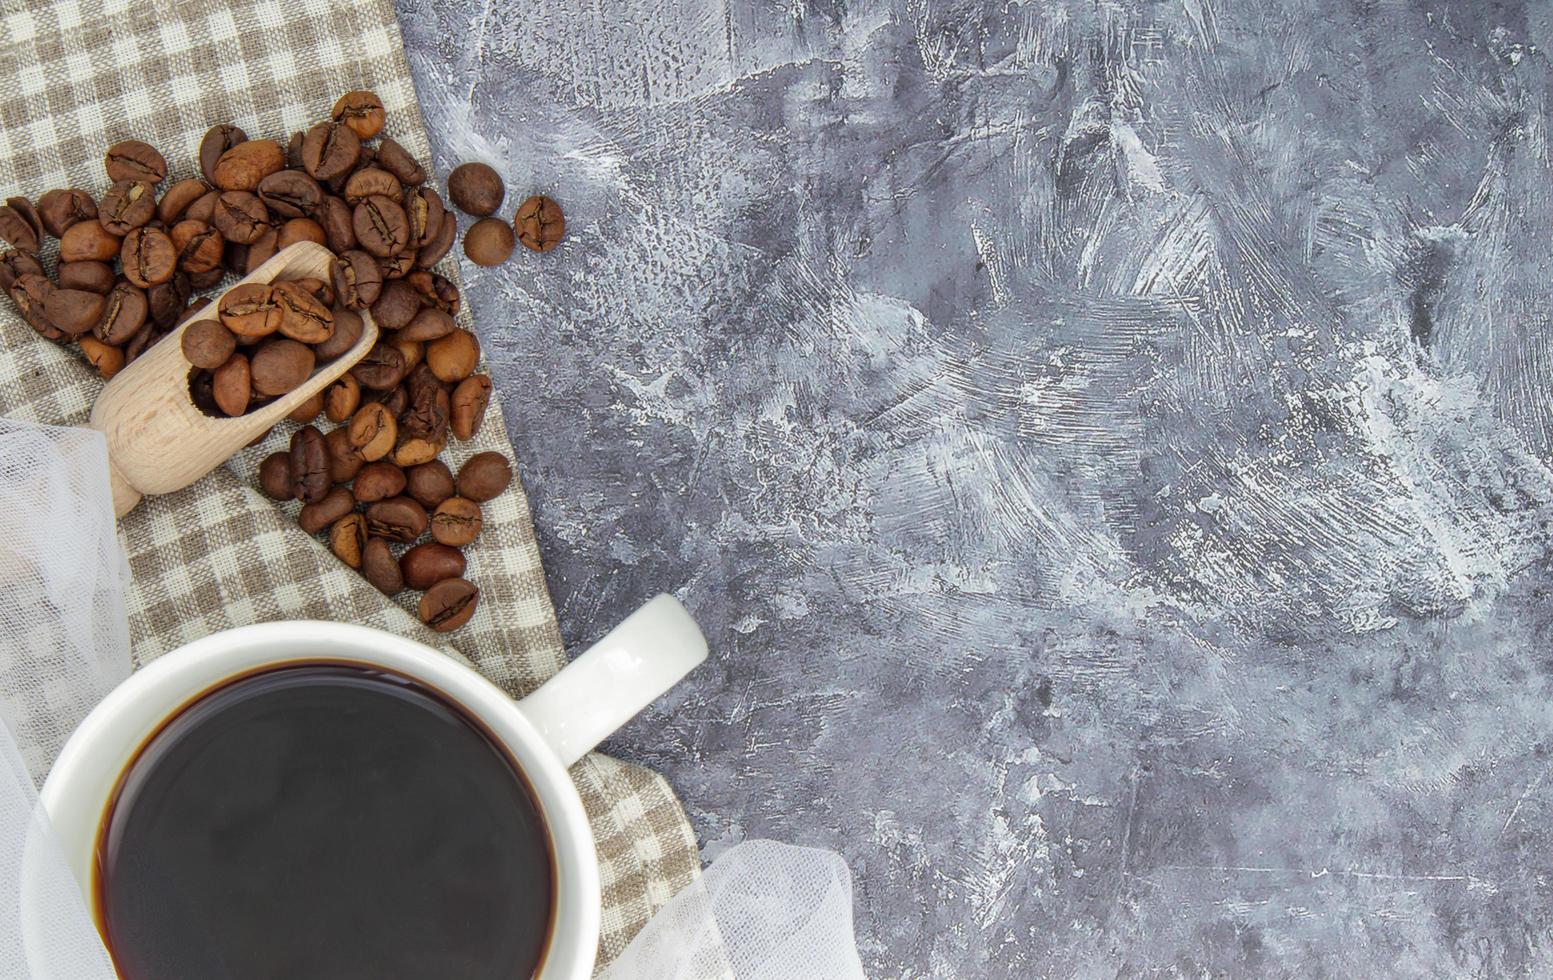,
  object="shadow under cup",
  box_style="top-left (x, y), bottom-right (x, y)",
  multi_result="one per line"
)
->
top-left (92, 661), bottom-right (556, 980)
